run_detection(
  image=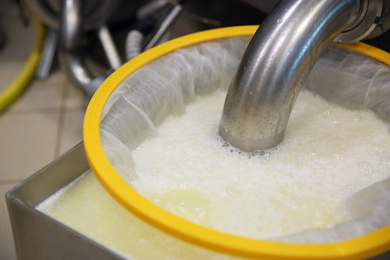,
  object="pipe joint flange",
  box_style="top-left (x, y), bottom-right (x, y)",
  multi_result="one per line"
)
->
top-left (335, 0), bottom-right (384, 43)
